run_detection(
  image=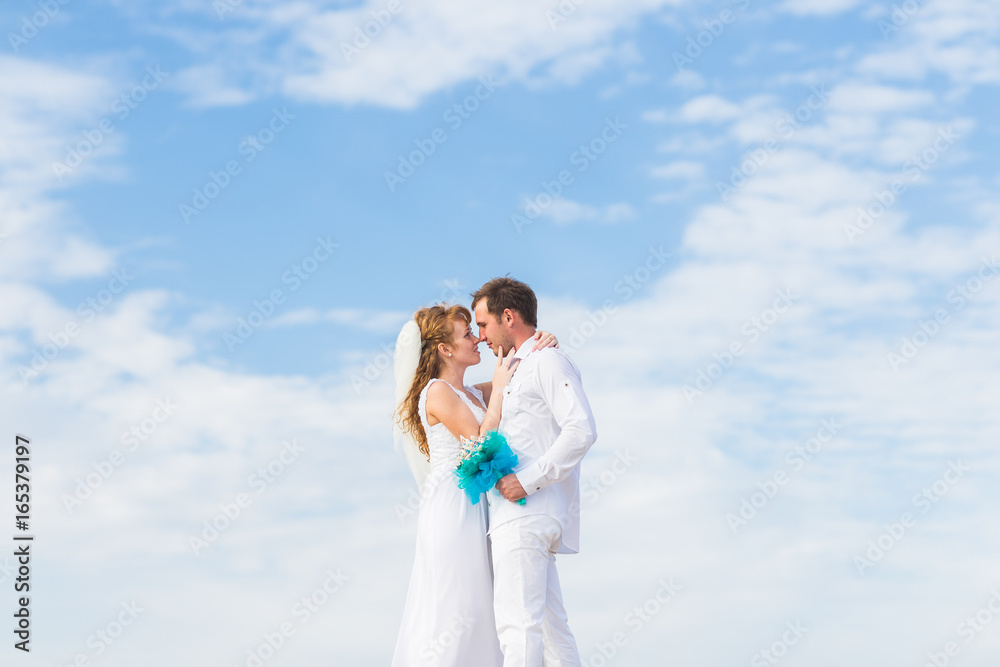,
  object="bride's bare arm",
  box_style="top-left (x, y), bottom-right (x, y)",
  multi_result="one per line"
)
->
top-left (476, 346), bottom-right (520, 435)
top-left (425, 383), bottom-right (481, 442)
top-left (433, 346), bottom-right (521, 441)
